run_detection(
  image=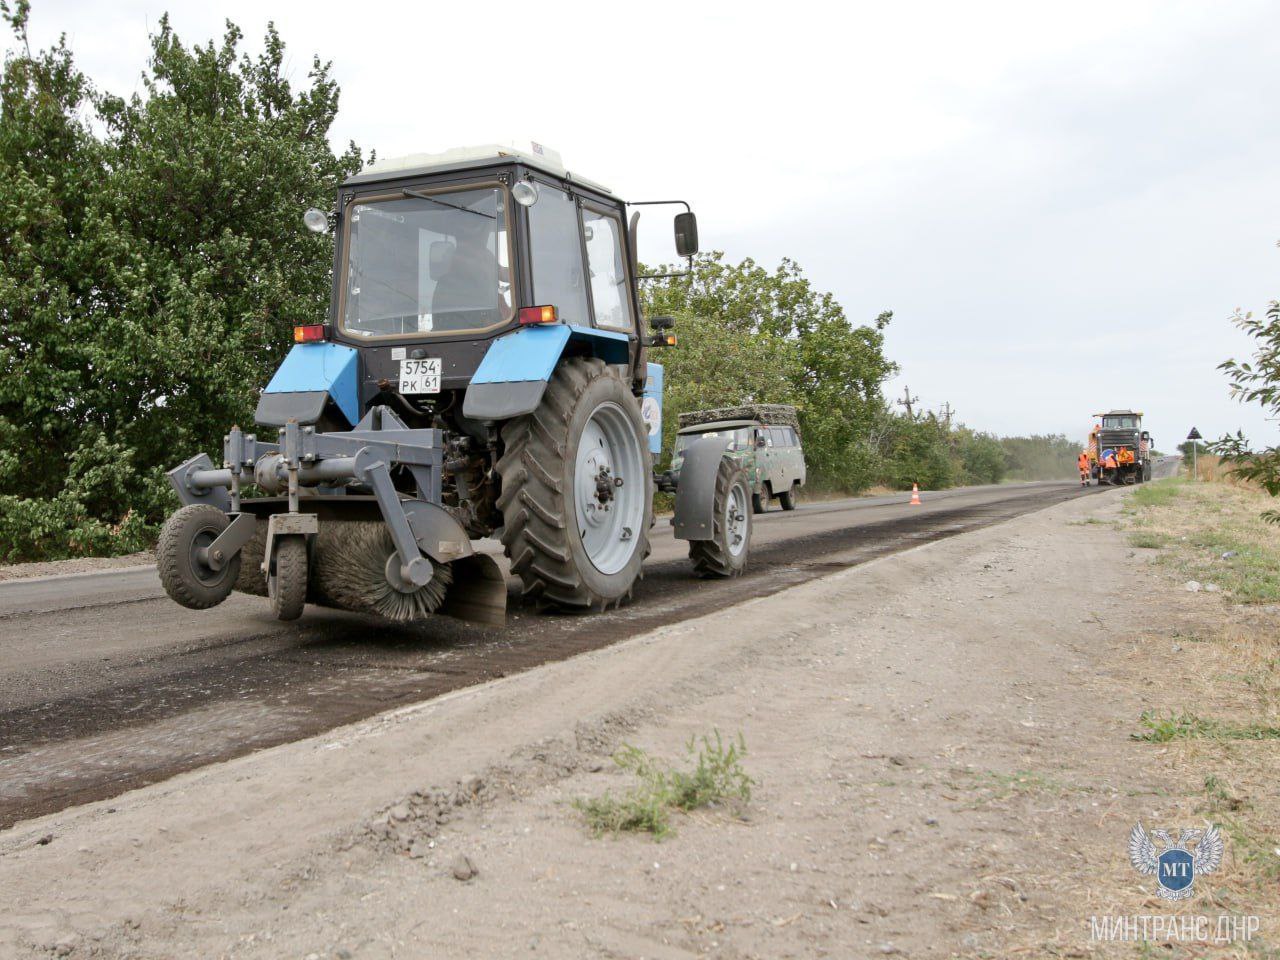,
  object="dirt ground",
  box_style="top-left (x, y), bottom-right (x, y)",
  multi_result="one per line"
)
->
top-left (0, 488), bottom-right (1268, 958)
top-left (0, 551), bottom-right (154, 582)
